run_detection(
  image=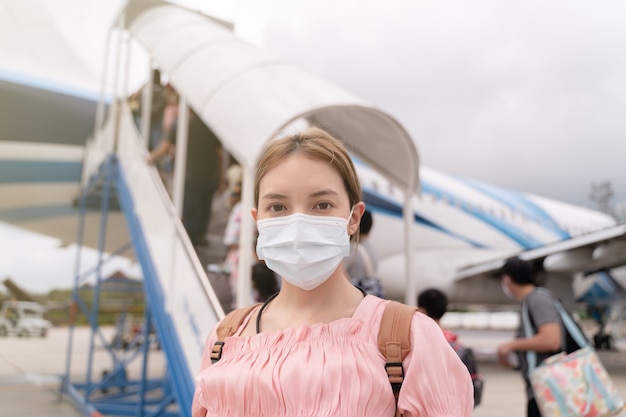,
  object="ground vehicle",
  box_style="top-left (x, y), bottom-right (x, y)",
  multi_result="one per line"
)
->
top-left (0, 301), bottom-right (52, 337)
